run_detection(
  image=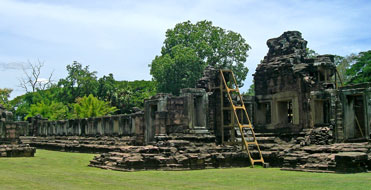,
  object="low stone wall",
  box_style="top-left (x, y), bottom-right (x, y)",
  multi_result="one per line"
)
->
top-left (21, 136), bottom-right (136, 153)
top-left (19, 113), bottom-right (145, 145)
